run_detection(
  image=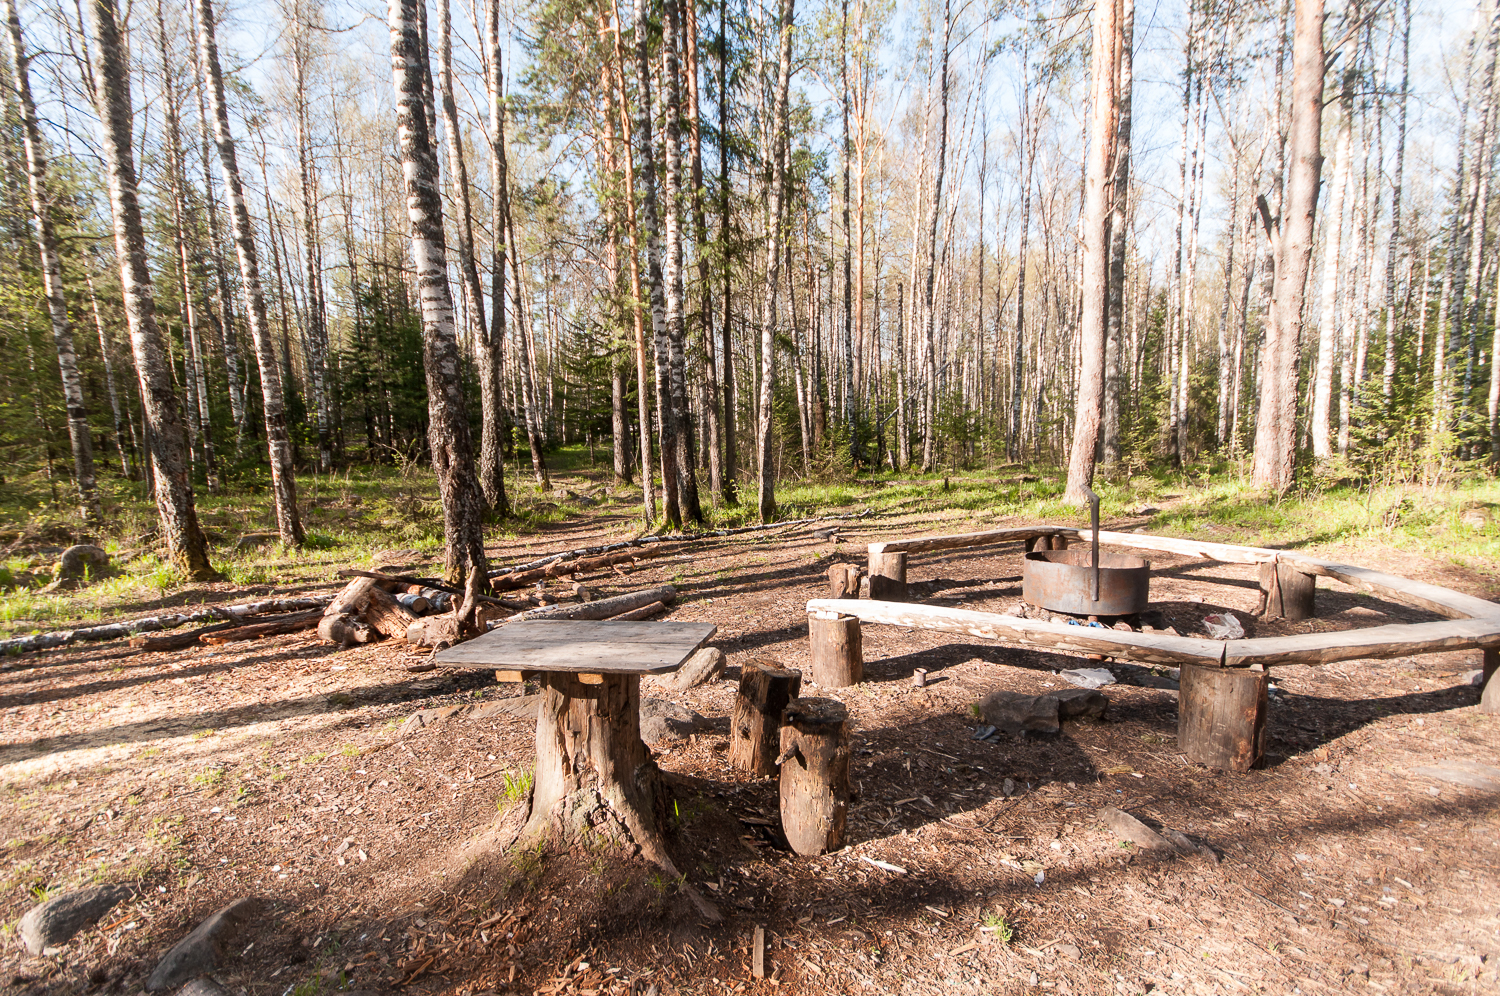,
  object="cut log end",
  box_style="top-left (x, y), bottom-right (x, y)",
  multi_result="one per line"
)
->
top-left (1179, 663), bottom-right (1268, 772)
top-left (868, 551), bottom-right (908, 602)
top-left (809, 613), bottom-right (862, 688)
top-left (780, 697), bottom-right (850, 856)
top-left (729, 657), bottom-right (803, 777)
